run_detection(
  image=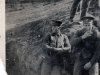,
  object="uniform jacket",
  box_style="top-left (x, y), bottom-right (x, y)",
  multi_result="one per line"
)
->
top-left (70, 28), bottom-right (100, 65)
top-left (43, 33), bottom-right (70, 56)
top-left (43, 33), bottom-right (71, 65)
